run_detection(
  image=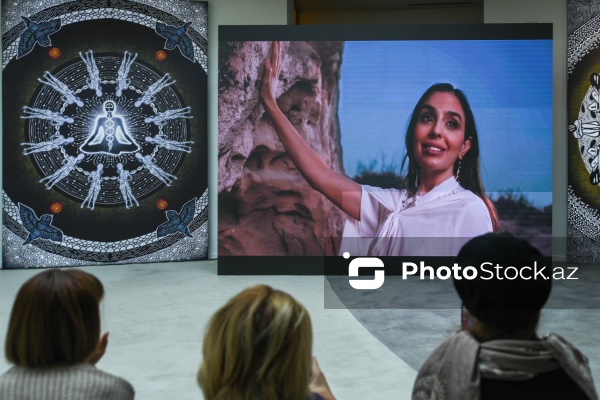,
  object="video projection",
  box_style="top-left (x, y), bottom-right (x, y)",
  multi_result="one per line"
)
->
top-left (218, 24), bottom-right (553, 274)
